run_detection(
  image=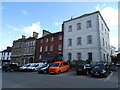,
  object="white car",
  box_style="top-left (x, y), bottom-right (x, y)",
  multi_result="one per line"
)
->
top-left (19, 63), bottom-right (32, 72)
top-left (27, 63), bottom-right (45, 72)
top-left (0, 66), bottom-right (2, 70)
